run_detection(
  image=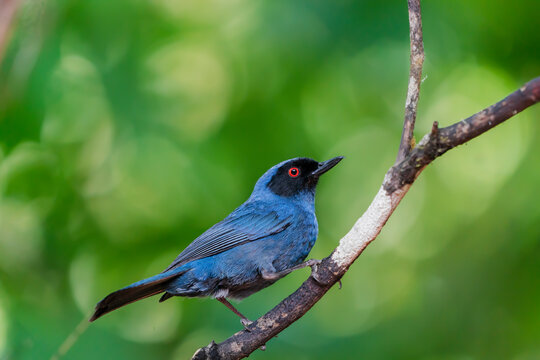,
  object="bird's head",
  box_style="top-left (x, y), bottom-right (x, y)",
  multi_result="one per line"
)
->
top-left (252, 157), bottom-right (344, 199)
